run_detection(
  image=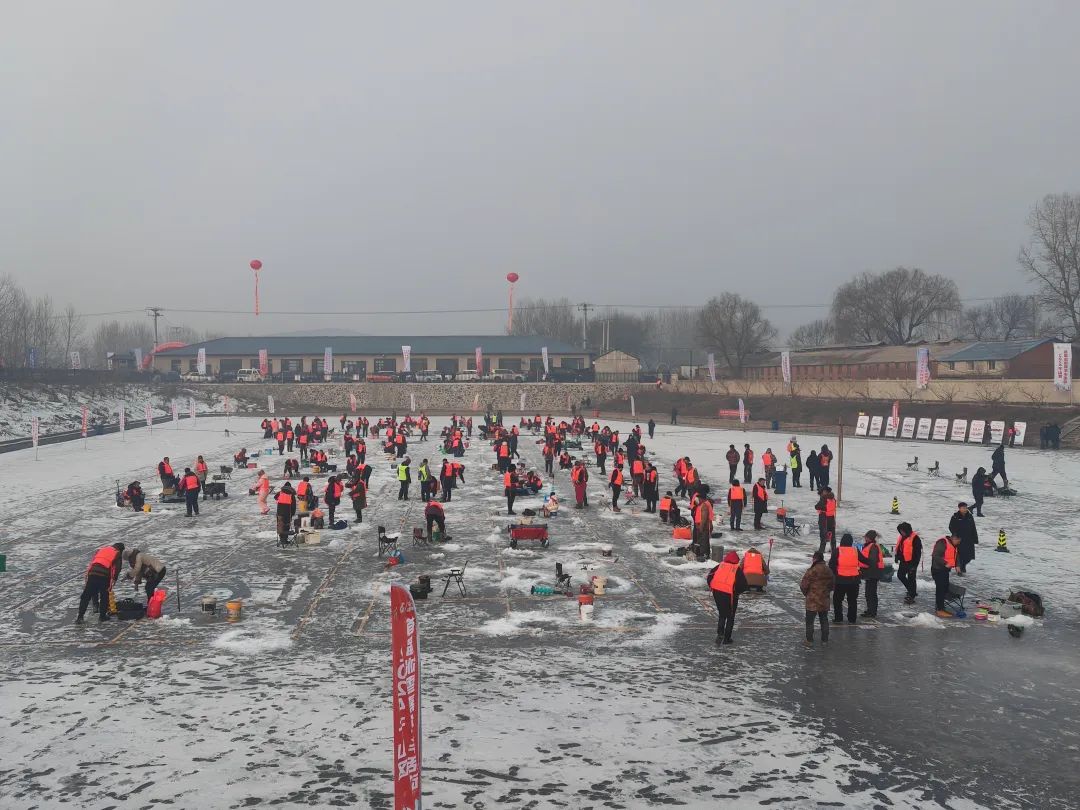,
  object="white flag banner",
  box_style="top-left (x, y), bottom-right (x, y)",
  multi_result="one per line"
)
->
top-left (855, 415), bottom-right (870, 436)
top-left (267, 395), bottom-right (275, 415)
top-left (197, 348), bottom-right (207, 375)
top-left (259, 348), bottom-right (269, 377)
top-left (134, 347), bottom-right (143, 371)
top-left (915, 417), bottom-right (932, 440)
top-left (916, 347), bottom-right (931, 389)
top-left (707, 353), bottom-right (716, 383)
top-left (900, 417), bottom-right (916, 439)
top-left (932, 418), bottom-right (949, 440)
top-left (541, 347), bottom-right (549, 376)
top-left (401, 345), bottom-right (412, 373)
top-left (989, 420), bottom-right (1005, 444)
top-left (171, 401), bottom-right (179, 428)
top-left (1053, 342), bottom-right (1073, 391)
top-left (1013, 421), bottom-right (1027, 445)
top-left (630, 395), bottom-right (636, 417)
top-left (968, 420), bottom-right (985, 443)
top-left (950, 419), bottom-right (968, 441)
top-left (781, 350), bottom-right (792, 384)
top-left (119, 402), bottom-right (126, 436)
top-left (323, 347), bottom-right (333, 381)
top-left (869, 415), bottom-right (883, 436)
top-left (884, 417), bottom-right (900, 438)
top-left (566, 393), bottom-right (572, 412)
top-left (144, 402), bottom-right (153, 433)
top-left (70, 351), bottom-right (81, 370)
top-left (475, 347), bottom-right (483, 375)
top-left (471, 393), bottom-right (480, 411)
top-left (81, 405), bottom-right (89, 438)
top-left (409, 392), bottom-right (417, 413)
top-left (738, 398), bottom-right (746, 423)
top-left (519, 390), bottom-right (526, 411)
top-left (223, 395), bottom-right (231, 415)
top-left (31, 415), bottom-right (40, 448)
